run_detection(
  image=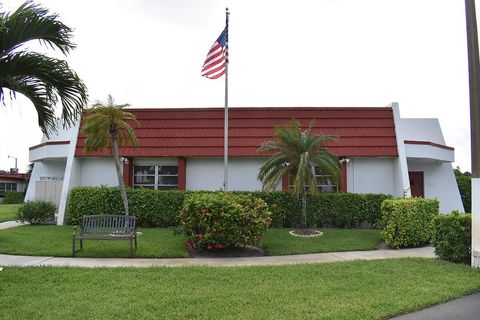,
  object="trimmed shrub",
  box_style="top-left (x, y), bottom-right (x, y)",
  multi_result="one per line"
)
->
top-left (178, 192), bottom-right (271, 249)
top-left (4, 191), bottom-right (24, 204)
top-left (380, 198), bottom-right (439, 249)
top-left (17, 201), bottom-right (56, 224)
top-left (66, 187), bottom-right (186, 226)
top-left (65, 187), bottom-right (390, 228)
top-left (432, 211), bottom-right (471, 263)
